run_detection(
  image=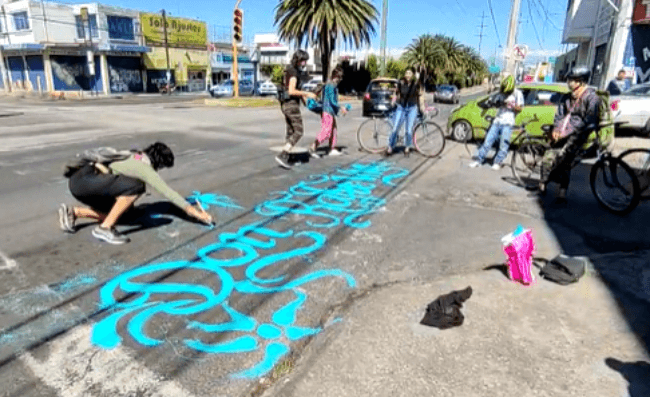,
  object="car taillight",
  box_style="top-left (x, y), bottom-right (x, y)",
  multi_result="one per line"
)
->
top-left (611, 100), bottom-right (620, 111)
top-left (364, 93), bottom-right (371, 101)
